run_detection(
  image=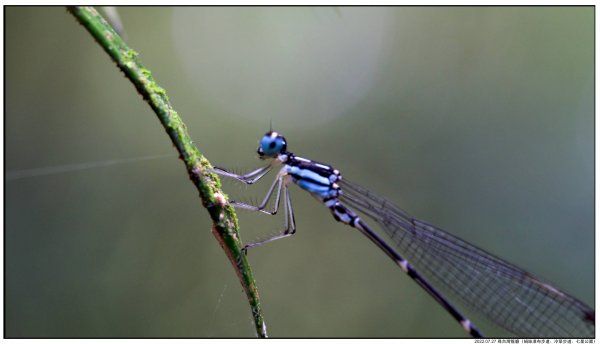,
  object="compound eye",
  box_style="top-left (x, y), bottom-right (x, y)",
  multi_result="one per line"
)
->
top-left (257, 131), bottom-right (287, 158)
